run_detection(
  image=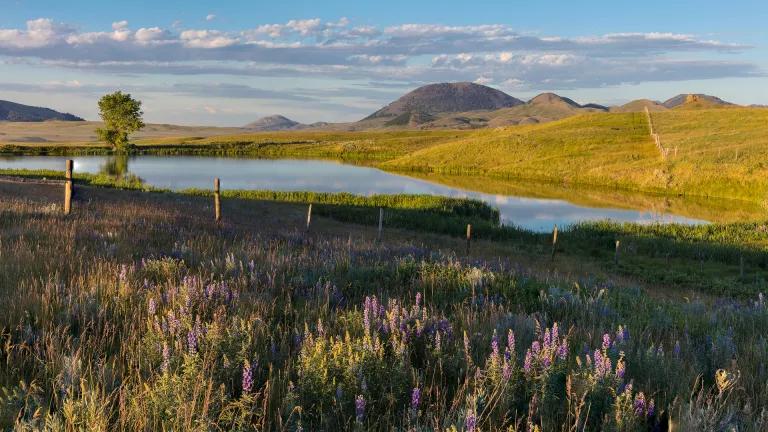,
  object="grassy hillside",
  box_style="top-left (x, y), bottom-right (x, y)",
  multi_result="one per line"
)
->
top-left (383, 112), bottom-right (662, 188)
top-left (384, 108), bottom-right (768, 203)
